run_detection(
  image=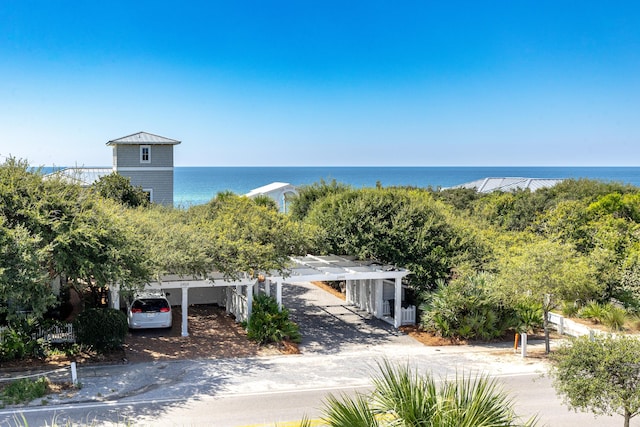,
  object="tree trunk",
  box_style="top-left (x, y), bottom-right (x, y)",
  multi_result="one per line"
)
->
top-left (543, 308), bottom-right (550, 354)
top-left (624, 408), bottom-right (630, 427)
